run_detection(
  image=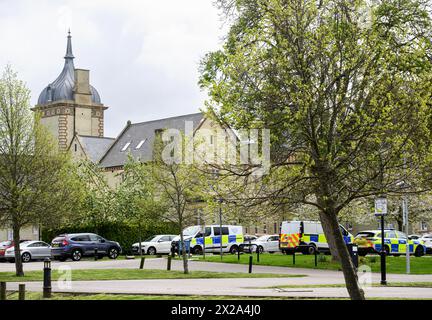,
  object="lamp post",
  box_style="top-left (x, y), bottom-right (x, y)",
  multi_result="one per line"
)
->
top-left (397, 179), bottom-right (410, 274)
top-left (219, 198), bottom-right (223, 260)
top-left (375, 197), bottom-right (387, 285)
